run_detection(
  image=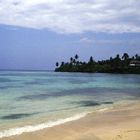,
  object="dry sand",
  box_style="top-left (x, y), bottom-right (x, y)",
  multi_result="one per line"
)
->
top-left (1, 102), bottom-right (140, 140)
